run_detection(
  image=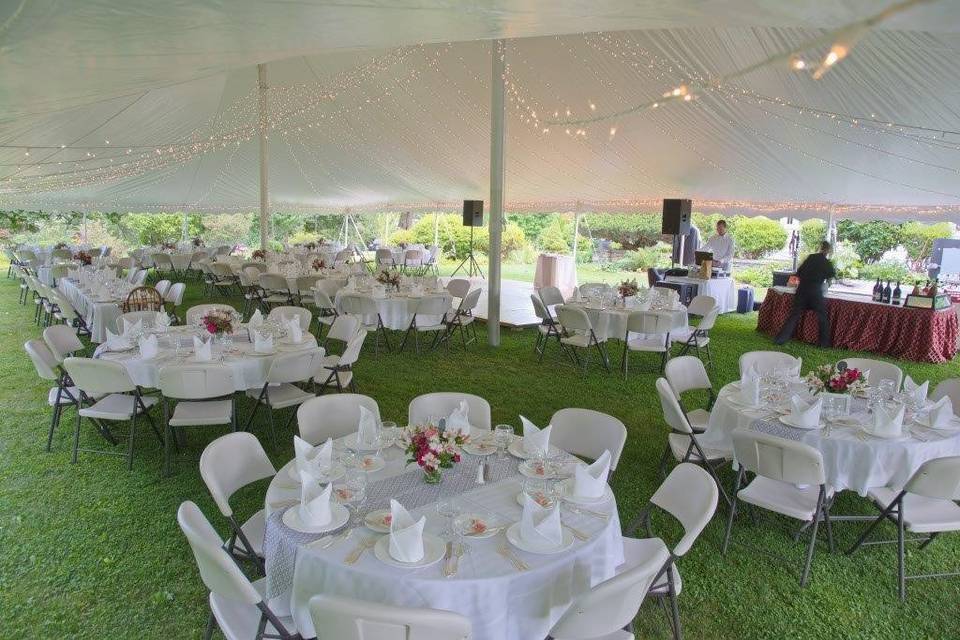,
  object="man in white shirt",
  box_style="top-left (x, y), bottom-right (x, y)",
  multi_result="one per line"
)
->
top-left (703, 219), bottom-right (735, 271)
